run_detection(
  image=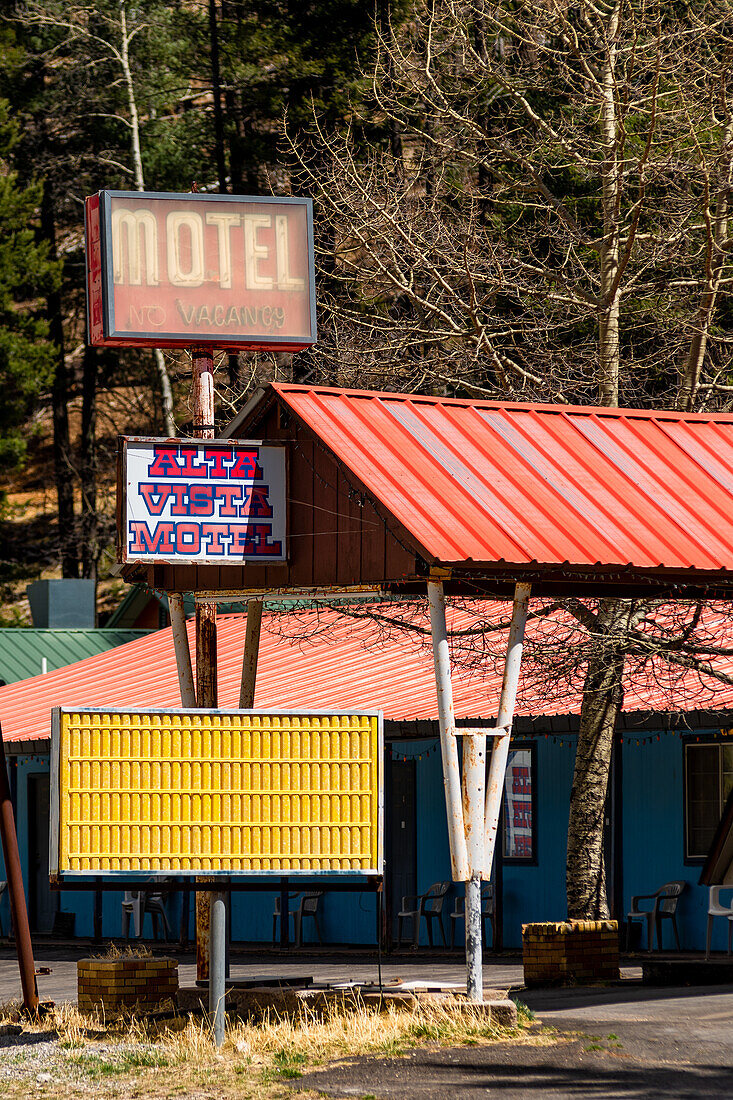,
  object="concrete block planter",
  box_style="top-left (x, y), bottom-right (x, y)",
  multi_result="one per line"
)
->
top-left (77, 957), bottom-right (178, 1016)
top-left (522, 920), bottom-right (620, 987)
